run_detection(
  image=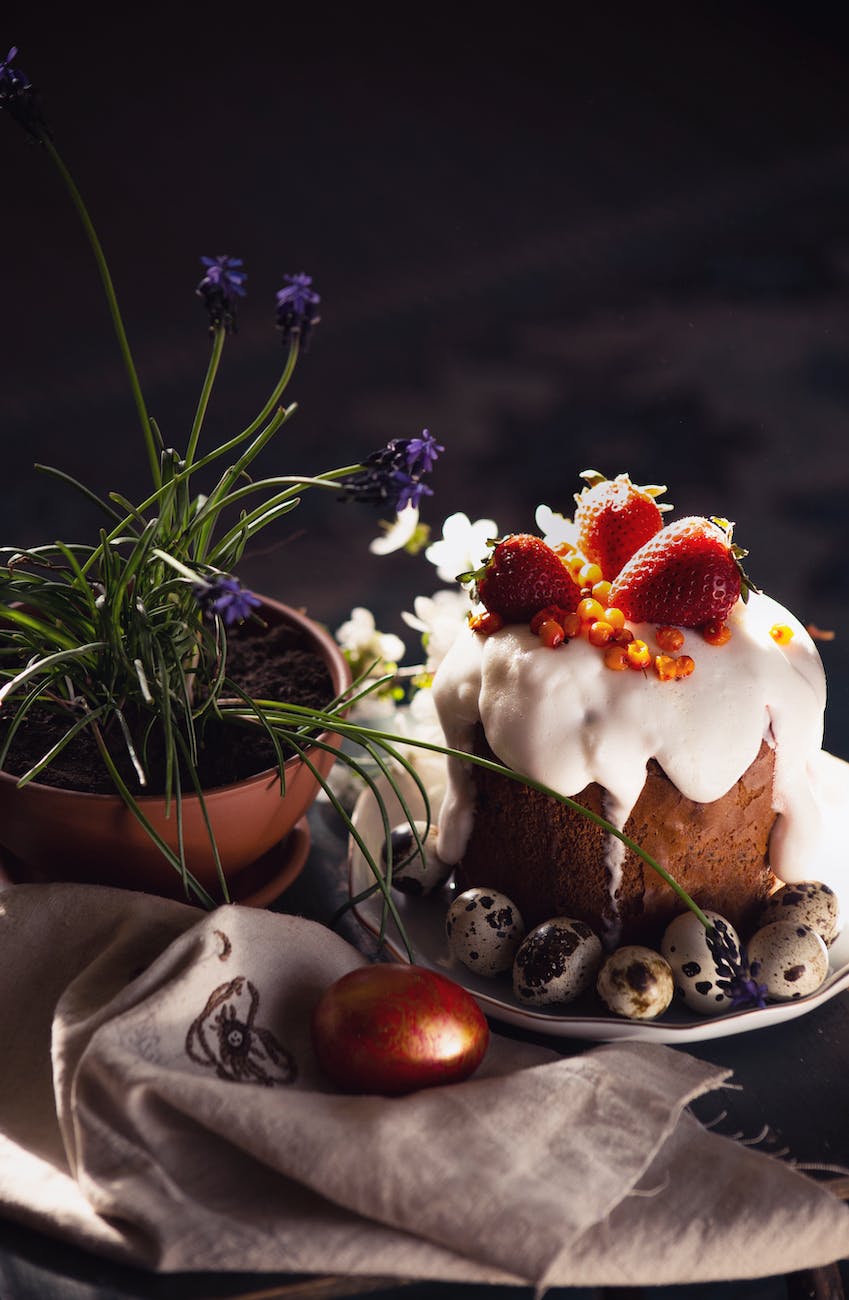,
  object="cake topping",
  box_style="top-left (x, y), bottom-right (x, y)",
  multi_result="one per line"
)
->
top-left (464, 533), bottom-right (582, 624)
top-left (608, 515), bottom-right (748, 629)
top-left (468, 609), bottom-right (504, 636)
top-left (626, 639), bottom-right (652, 670)
top-left (701, 618), bottom-right (732, 646)
top-left (573, 470), bottom-right (670, 581)
top-left (656, 626), bottom-right (685, 652)
top-left (603, 644), bottom-right (630, 672)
